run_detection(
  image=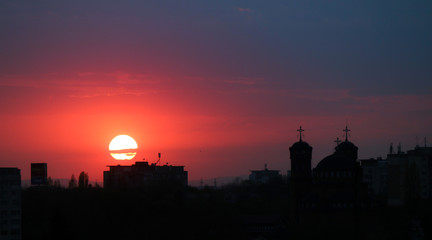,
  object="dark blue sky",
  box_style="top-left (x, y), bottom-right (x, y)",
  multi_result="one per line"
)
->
top-left (2, 1), bottom-right (431, 93)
